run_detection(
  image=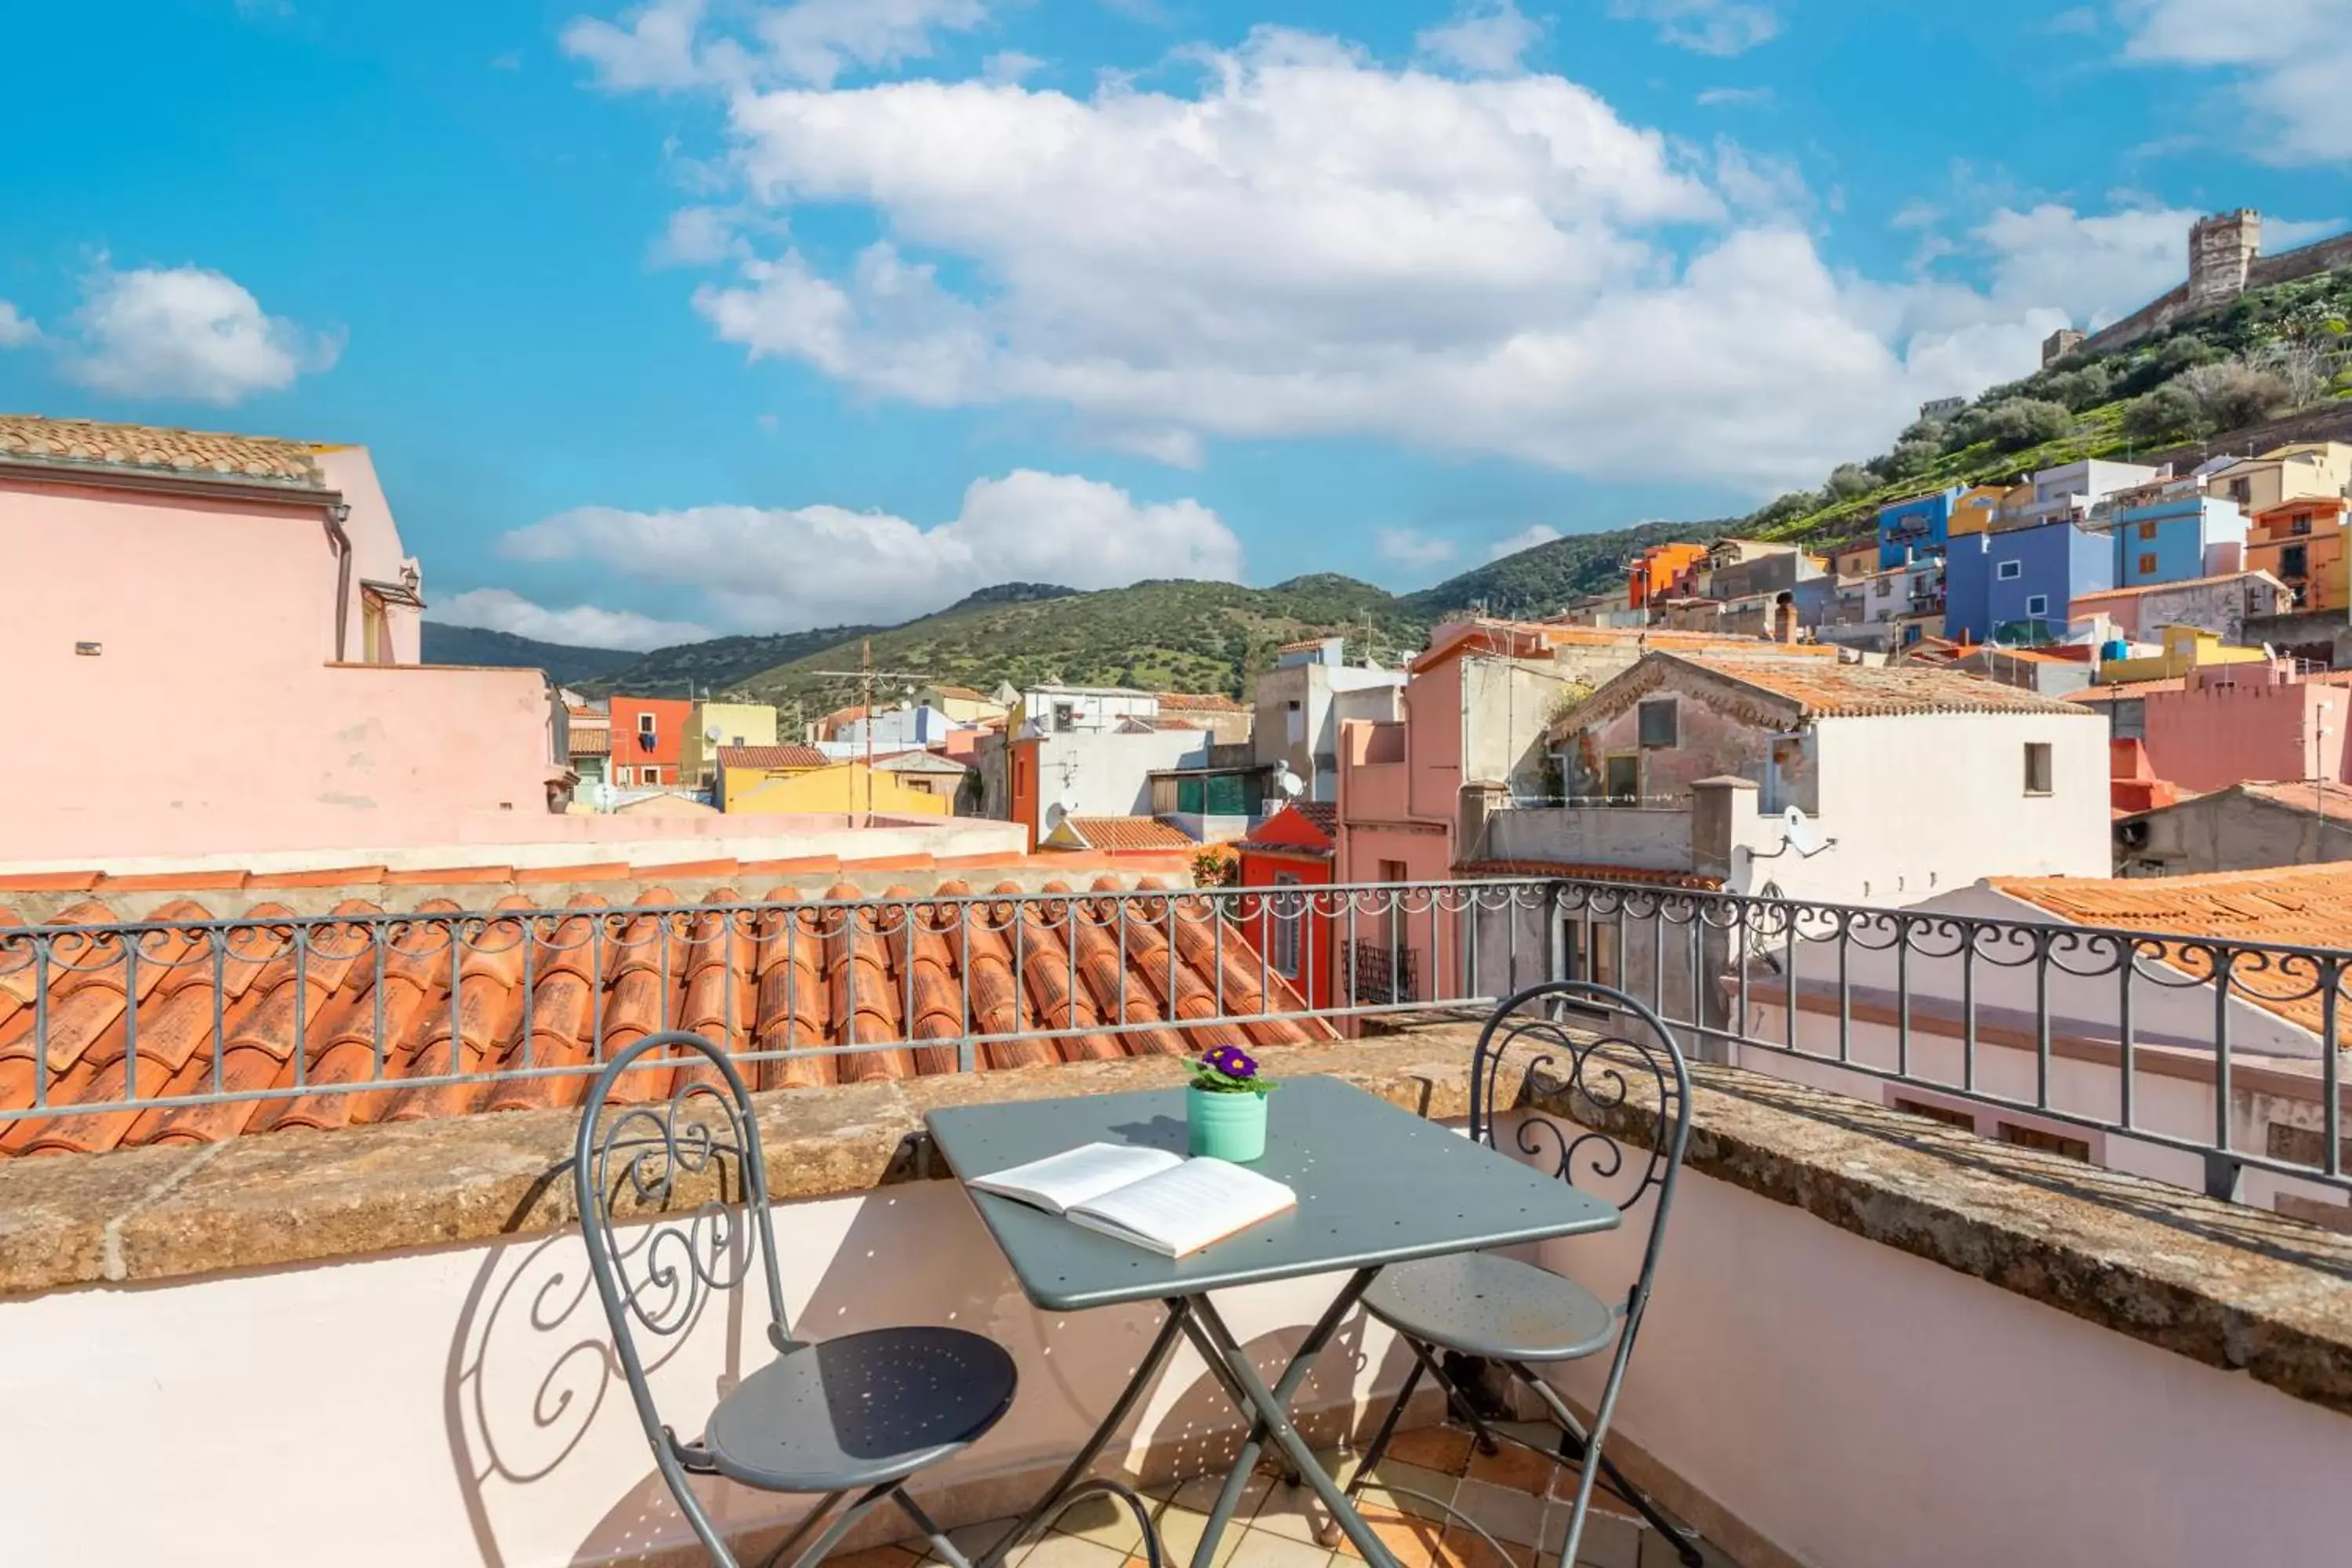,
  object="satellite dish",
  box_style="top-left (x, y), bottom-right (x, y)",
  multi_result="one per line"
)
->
top-left (1274, 767), bottom-right (1305, 798)
top-left (1784, 806), bottom-right (1827, 857)
top-left (705, 726), bottom-right (723, 742)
